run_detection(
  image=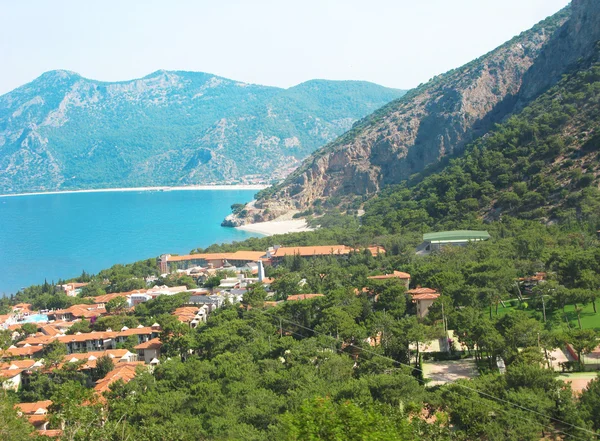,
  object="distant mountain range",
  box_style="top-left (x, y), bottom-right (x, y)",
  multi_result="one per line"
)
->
top-left (0, 71), bottom-right (405, 194)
